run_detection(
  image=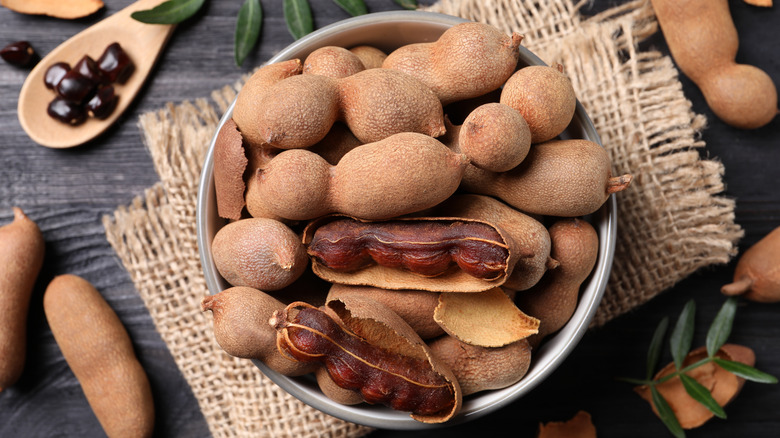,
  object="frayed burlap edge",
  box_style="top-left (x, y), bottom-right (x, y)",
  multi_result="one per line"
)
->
top-left (102, 0), bottom-right (743, 436)
top-left (425, 0), bottom-right (743, 326)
